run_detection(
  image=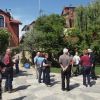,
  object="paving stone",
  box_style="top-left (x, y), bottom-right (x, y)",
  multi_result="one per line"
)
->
top-left (2, 67), bottom-right (100, 100)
